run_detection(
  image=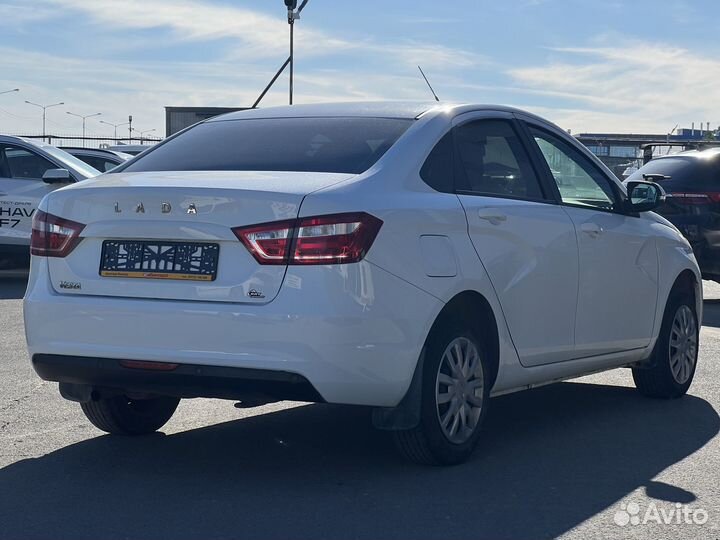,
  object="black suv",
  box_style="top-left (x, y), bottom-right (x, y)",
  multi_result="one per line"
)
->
top-left (627, 148), bottom-right (720, 281)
